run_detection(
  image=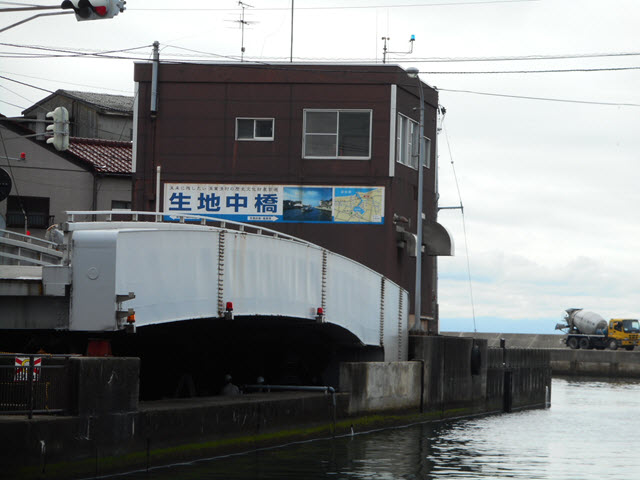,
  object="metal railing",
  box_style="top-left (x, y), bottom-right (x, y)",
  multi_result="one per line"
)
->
top-left (0, 353), bottom-right (73, 418)
top-left (0, 229), bottom-right (64, 266)
top-left (63, 210), bottom-right (324, 249)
